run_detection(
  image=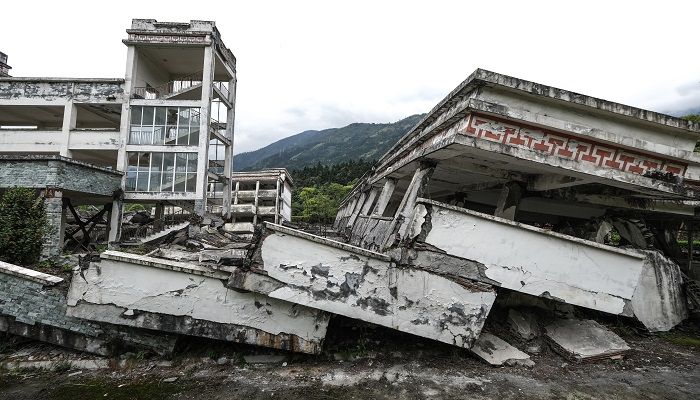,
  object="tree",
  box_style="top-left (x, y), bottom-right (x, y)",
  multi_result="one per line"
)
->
top-left (682, 114), bottom-right (700, 123)
top-left (0, 187), bottom-right (47, 265)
